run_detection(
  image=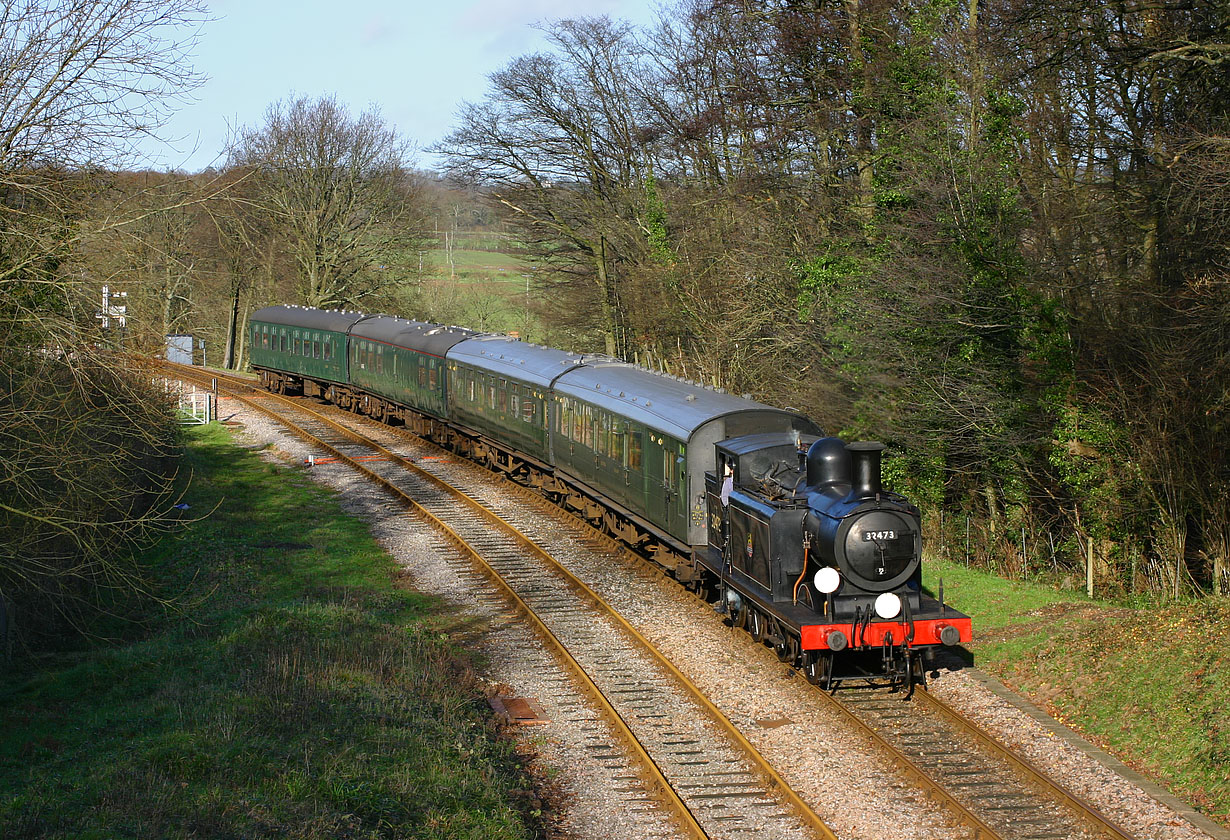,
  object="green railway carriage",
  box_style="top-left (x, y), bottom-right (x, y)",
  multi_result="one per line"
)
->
top-left (248, 304), bottom-right (818, 554)
top-left (348, 316), bottom-right (476, 420)
top-left (551, 362), bottom-right (820, 545)
top-left (445, 336), bottom-right (580, 464)
top-left (249, 305), bottom-right (364, 389)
